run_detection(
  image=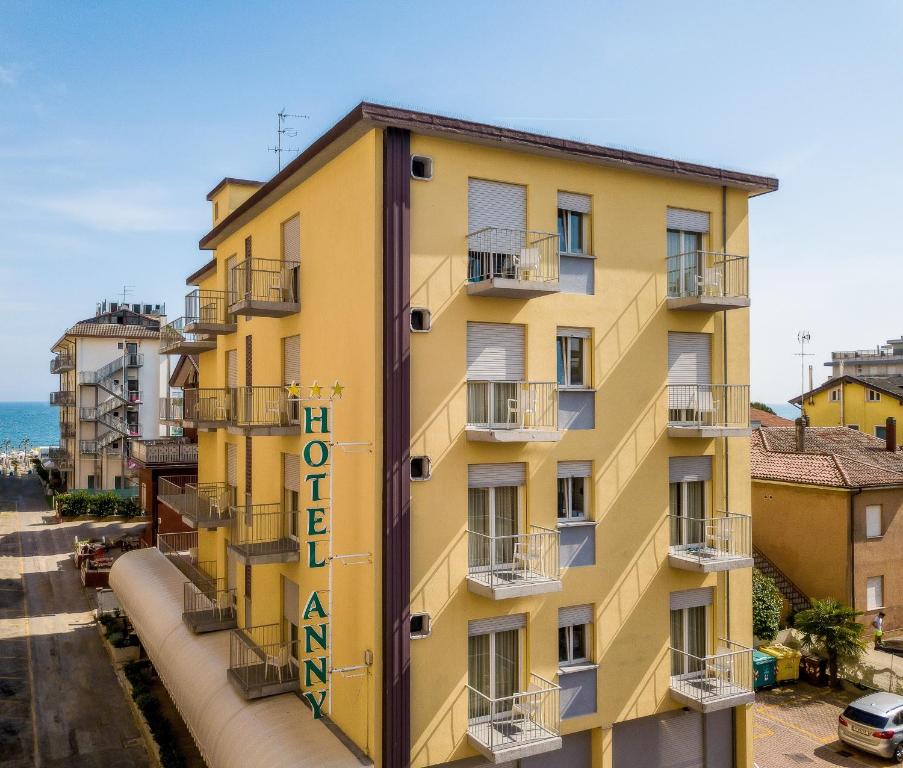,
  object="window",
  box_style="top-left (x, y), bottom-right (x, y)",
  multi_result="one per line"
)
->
top-left (410, 308), bottom-right (431, 332)
top-left (214, 200), bottom-right (219, 220)
top-left (468, 627), bottom-right (520, 716)
top-left (867, 576), bottom-right (884, 610)
top-left (876, 426), bottom-right (887, 440)
top-left (410, 456), bottom-right (431, 481)
top-left (558, 475), bottom-right (587, 522)
top-left (557, 329), bottom-right (590, 388)
top-left (87, 474), bottom-right (96, 489)
top-left (848, 424), bottom-right (860, 431)
top-left (670, 604), bottom-right (708, 675)
top-left (411, 155), bottom-right (433, 180)
top-left (114, 475), bottom-right (123, 490)
top-left (670, 478), bottom-right (706, 547)
top-left (866, 505), bottom-right (883, 539)
top-left (410, 613), bottom-right (431, 639)
top-left (558, 209), bottom-right (585, 254)
top-left (559, 621), bottom-right (590, 666)
top-left (830, 388), bottom-right (840, 402)
top-left (869, 389), bottom-right (881, 402)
